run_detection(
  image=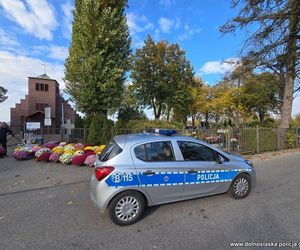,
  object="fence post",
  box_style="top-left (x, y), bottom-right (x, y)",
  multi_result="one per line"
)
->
top-left (256, 125), bottom-right (260, 154)
top-left (227, 128), bottom-right (231, 153)
top-left (83, 125), bottom-right (87, 143)
top-left (277, 127), bottom-right (281, 150)
top-left (296, 127), bottom-right (299, 148)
